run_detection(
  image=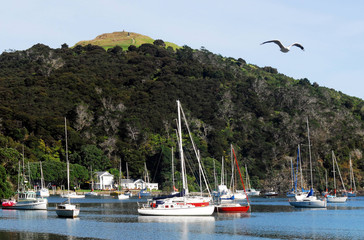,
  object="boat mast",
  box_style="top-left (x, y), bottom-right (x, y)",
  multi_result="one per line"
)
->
top-left (333, 151), bottom-right (346, 192)
top-left (40, 161), bottom-right (44, 189)
top-left (126, 162), bottom-right (129, 180)
top-left (65, 117), bottom-right (70, 203)
top-left (306, 118), bottom-right (313, 190)
top-left (221, 156), bottom-right (224, 185)
top-left (299, 144), bottom-right (304, 191)
top-left (177, 100), bottom-right (187, 193)
top-left (171, 146), bottom-right (175, 191)
top-left (332, 150), bottom-right (337, 196)
top-left (213, 159), bottom-right (217, 191)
